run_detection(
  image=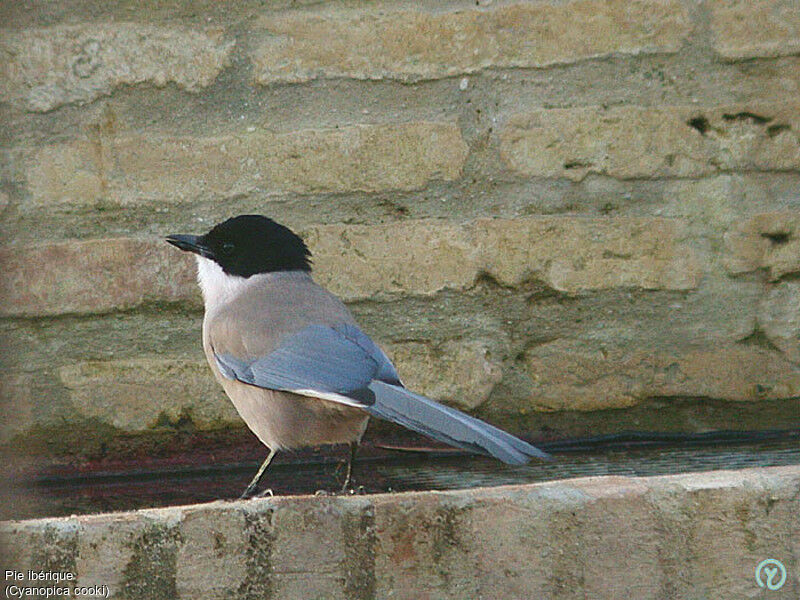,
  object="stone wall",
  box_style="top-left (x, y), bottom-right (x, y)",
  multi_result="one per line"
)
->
top-left (1, 1), bottom-right (799, 457)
